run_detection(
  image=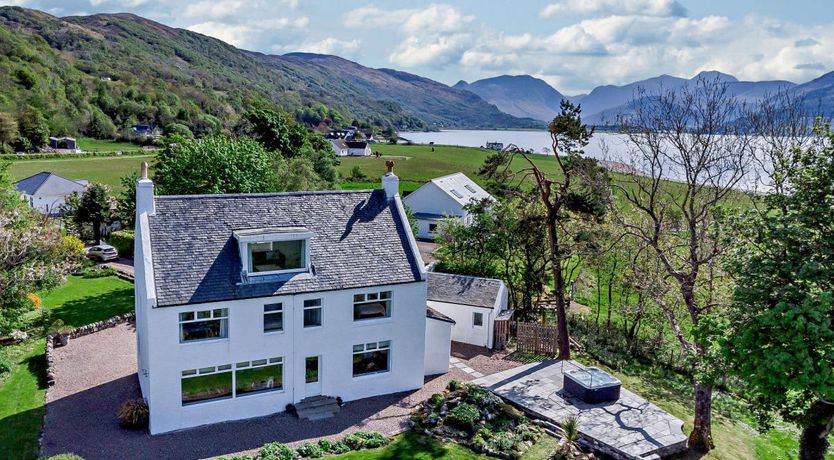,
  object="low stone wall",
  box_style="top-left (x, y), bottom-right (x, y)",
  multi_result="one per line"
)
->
top-left (44, 312), bottom-right (135, 387)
